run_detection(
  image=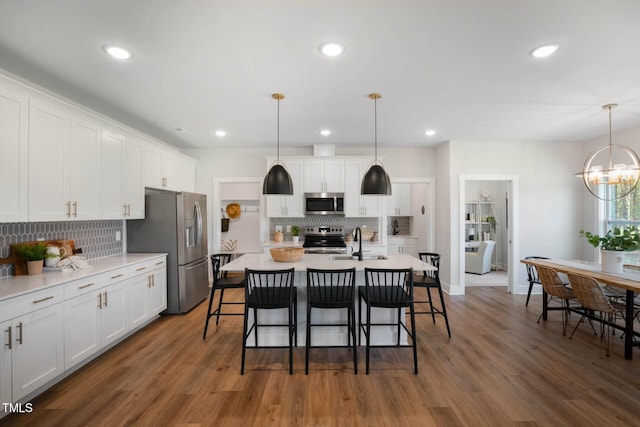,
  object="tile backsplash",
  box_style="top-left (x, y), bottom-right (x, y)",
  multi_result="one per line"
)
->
top-left (387, 216), bottom-right (411, 235)
top-left (269, 216), bottom-right (378, 241)
top-left (0, 220), bottom-right (124, 278)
